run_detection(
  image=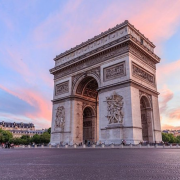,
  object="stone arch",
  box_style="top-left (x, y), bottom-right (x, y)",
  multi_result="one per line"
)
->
top-left (82, 104), bottom-right (96, 117)
top-left (83, 106), bottom-right (96, 144)
top-left (72, 73), bottom-right (100, 96)
top-left (140, 95), bottom-right (154, 143)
